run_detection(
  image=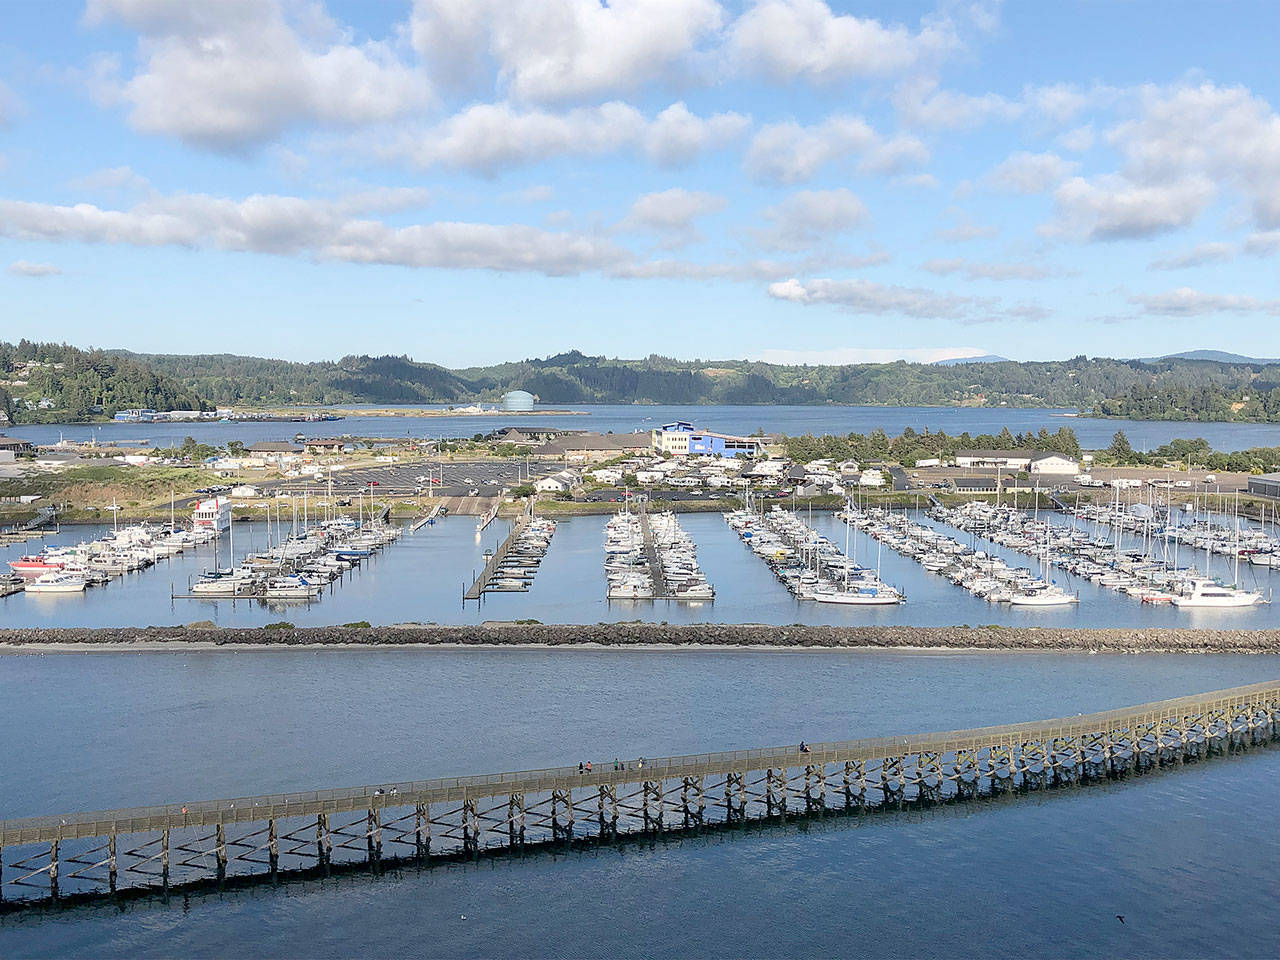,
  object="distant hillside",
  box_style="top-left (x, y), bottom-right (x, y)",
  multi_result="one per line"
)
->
top-left (1141, 350), bottom-right (1280, 364)
top-left (932, 354), bottom-right (1010, 366)
top-left (108, 349), bottom-right (1280, 416)
top-left (0, 340), bottom-right (206, 424)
